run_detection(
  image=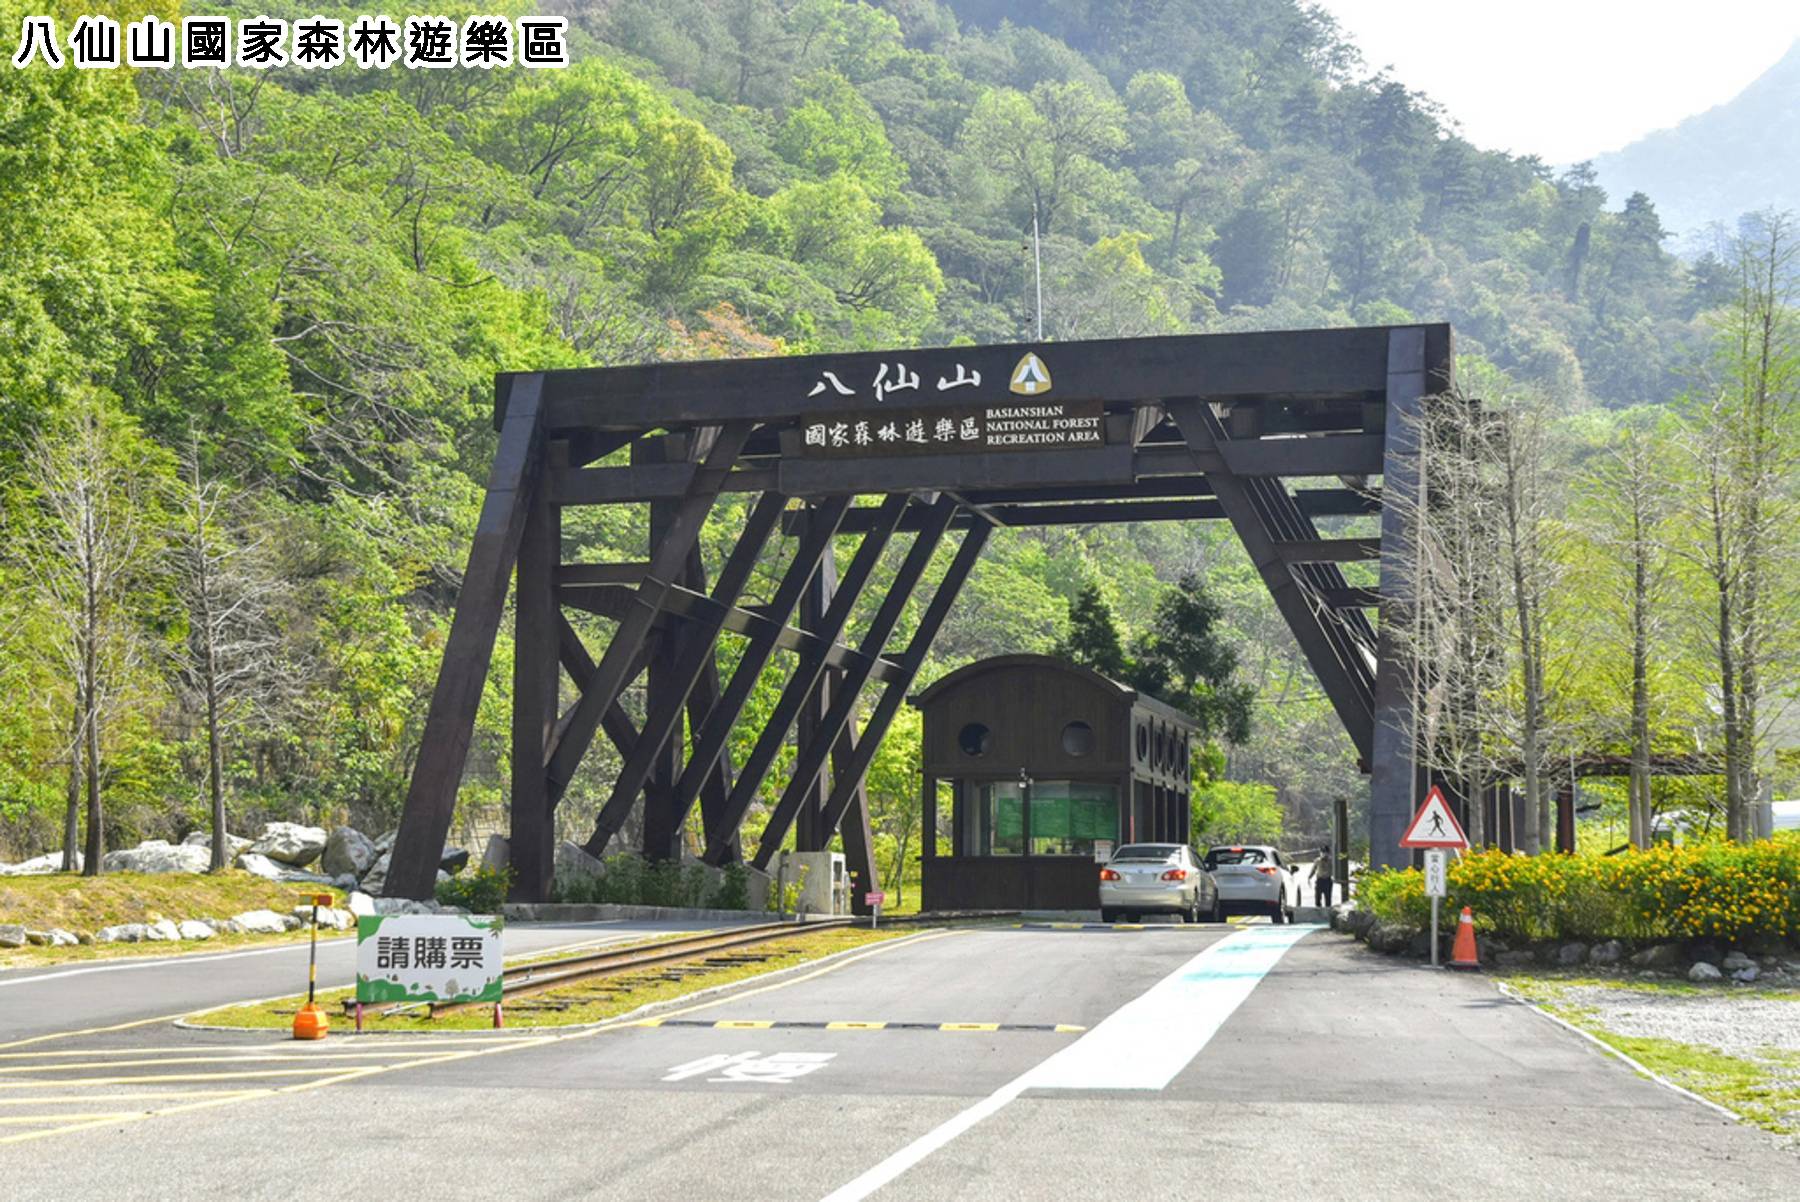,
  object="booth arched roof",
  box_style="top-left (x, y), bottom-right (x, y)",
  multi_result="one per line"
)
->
top-left (908, 653), bottom-right (1136, 708)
